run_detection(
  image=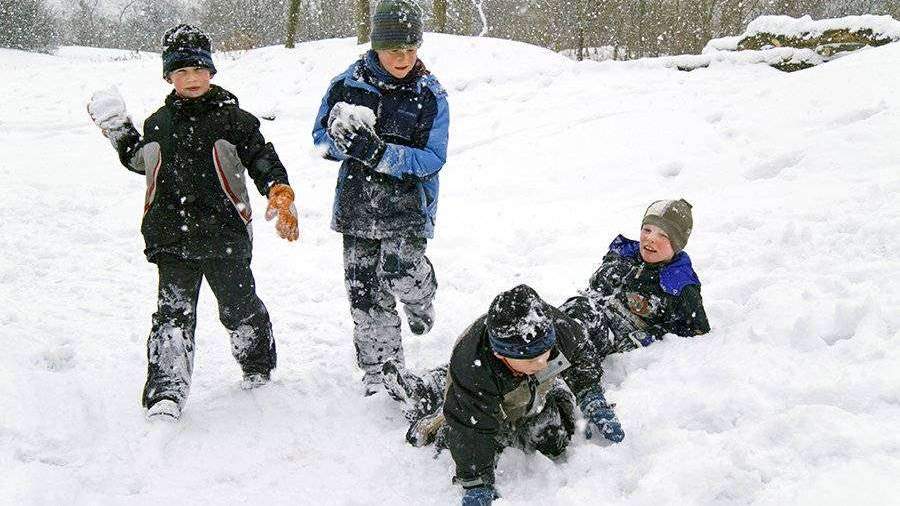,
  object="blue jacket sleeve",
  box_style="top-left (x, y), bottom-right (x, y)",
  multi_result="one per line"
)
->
top-left (312, 78), bottom-right (349, 162)
top-left (375, 88), bottom-right (449, 179)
